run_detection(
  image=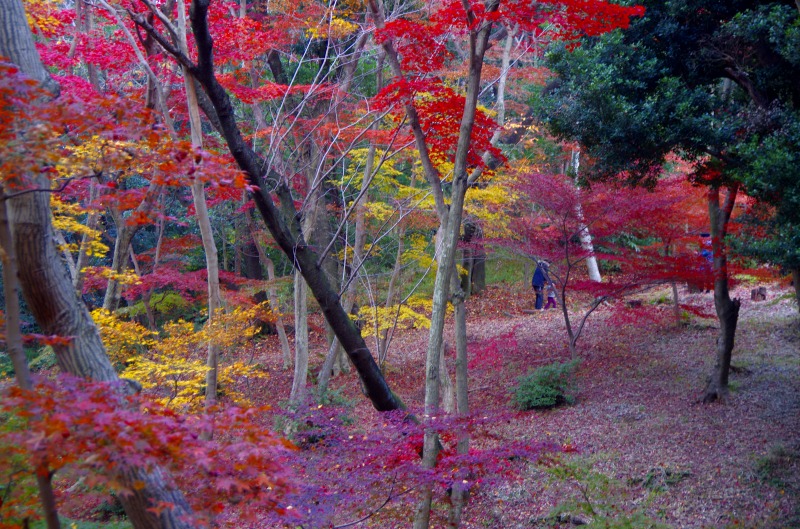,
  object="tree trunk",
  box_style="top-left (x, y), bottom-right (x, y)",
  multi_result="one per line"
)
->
top-left (7, 177), bottom-right (198, 529)
top-left (101, 181), bottom-right (160, 311)
top-left (702, 184), bottom-right (741, 403)
top-left (792, 267), bottom-right (800, 314)
top-left (290, 139), bottom-right (327, 406)
top-left (72, 178), bottom-right (100, 293)
top-left (1, 3), bottom-right (199, 526)
top-left (439, 342), bottom-right (455, 414)
top-left (672, 281), bottom-right (681, 325)
top-left (267, 258), bottom-right (293, 370)
top-left (102, 210), bottom-right (134, 311)
top-left (247, 219), bottom-right (293, 369)
top-left (177, 0), bottom-right (222, 409)
top-left (448, 276), bottom-right (470, 528)
top-left (140, 194), bottom-right (165, 330)
top-left (290, 270), bottom-right (309, 406)
top-left (191, 179), bottom-right (223, 408)
top-left (571, 150), bottom-right (602, 282)
top-left (412, 12), bottom-right (496, 528)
